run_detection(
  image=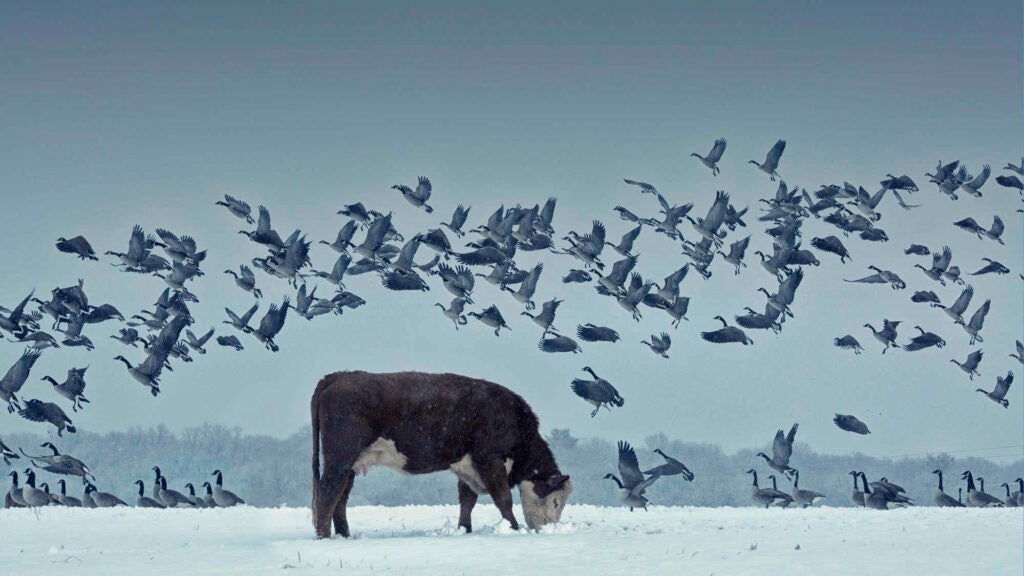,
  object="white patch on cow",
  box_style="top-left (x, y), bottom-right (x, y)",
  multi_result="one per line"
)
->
top-left (519, 478), bottom-right (573, 530)
top-left (352, 438), bottom-right (409, 476)
top-left (449, 455), bottom-right (488, 494)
